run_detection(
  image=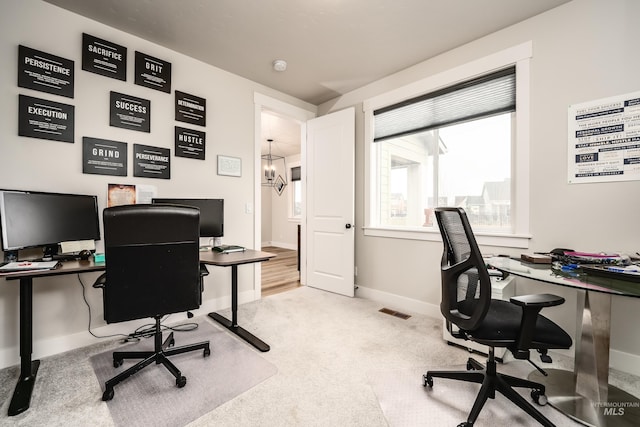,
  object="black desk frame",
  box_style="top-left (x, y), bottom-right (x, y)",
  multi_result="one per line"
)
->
top-left (3, 261), bottom-right (105, 416)
top-left (200, 249), bottom-right (275, 352)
